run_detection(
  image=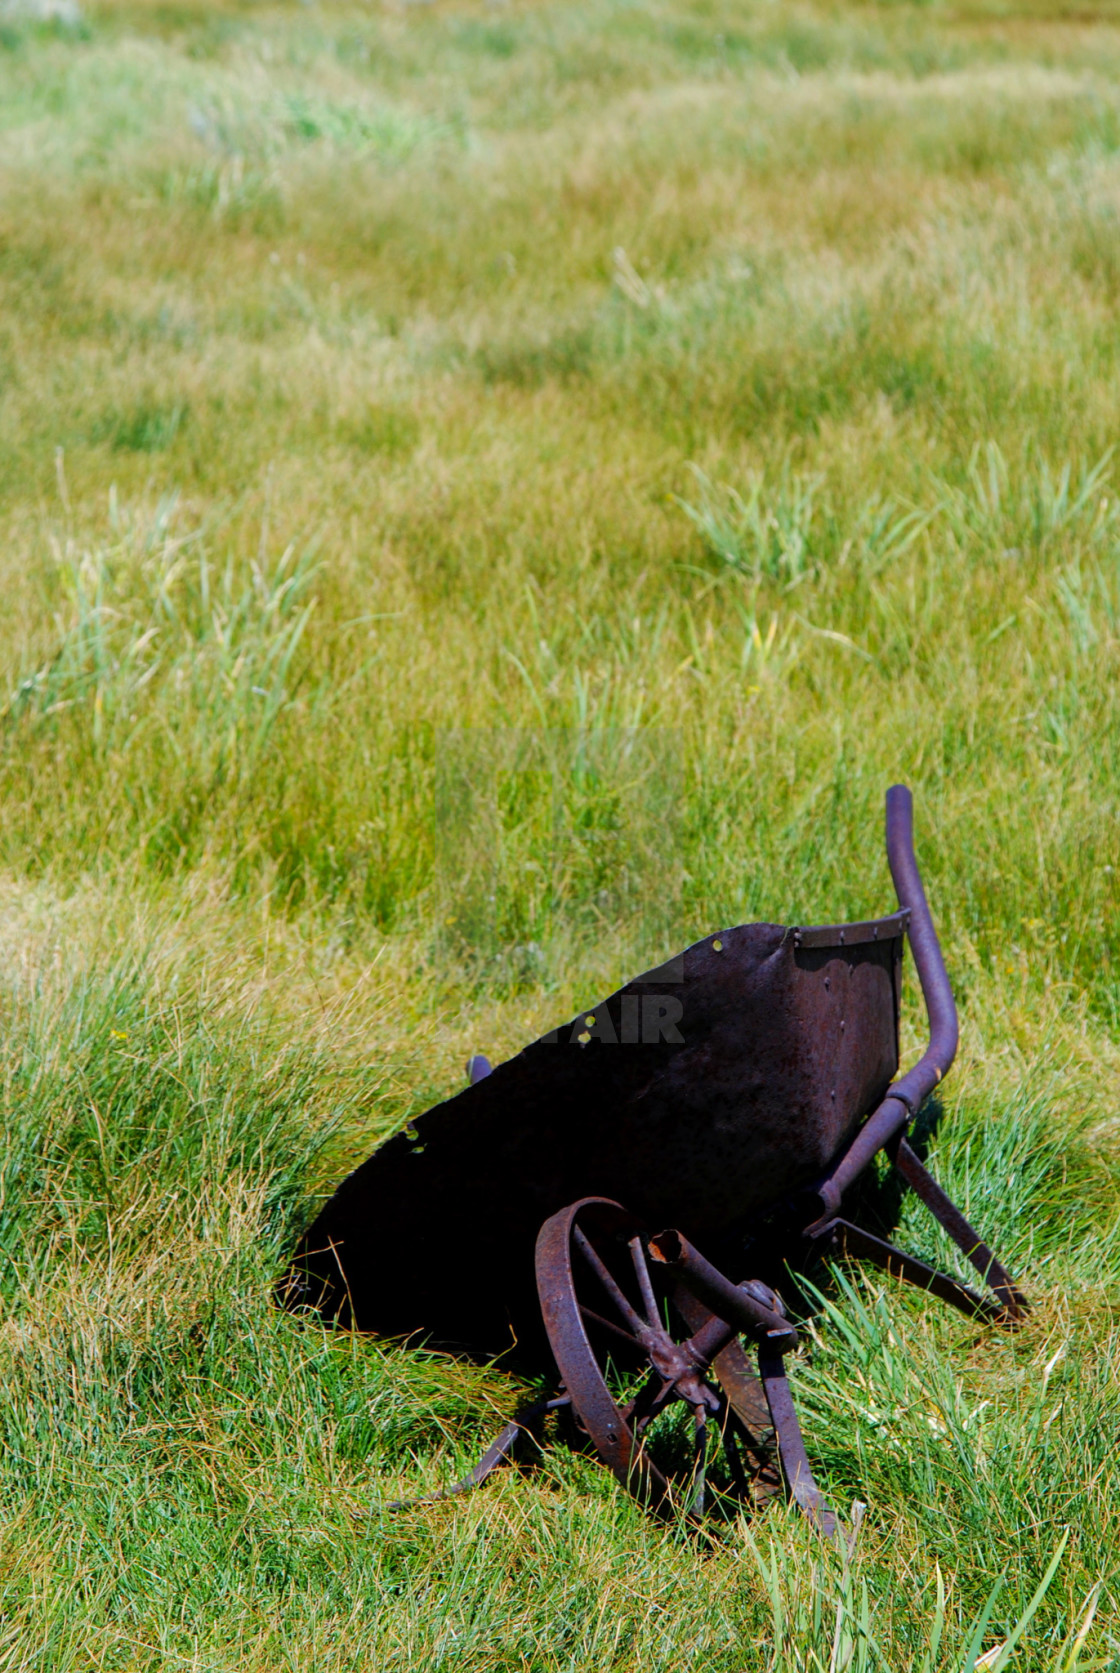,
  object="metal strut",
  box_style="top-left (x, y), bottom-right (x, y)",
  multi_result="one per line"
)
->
top-left (387, 1394), bottom-right (569, 1511)
top-left (892, 1139), bottom-right (1028, 1320)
